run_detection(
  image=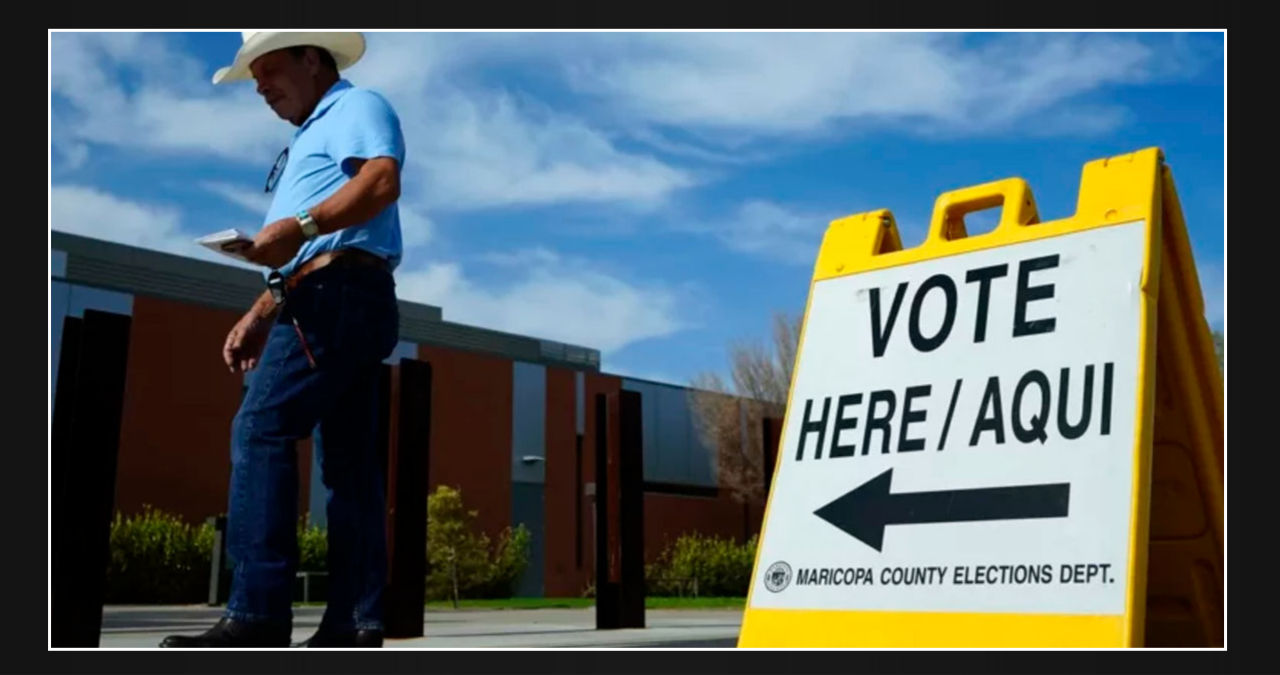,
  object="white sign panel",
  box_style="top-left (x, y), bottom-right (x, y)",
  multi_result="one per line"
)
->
top-left (751, 221), bottom-right (1146, 616)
